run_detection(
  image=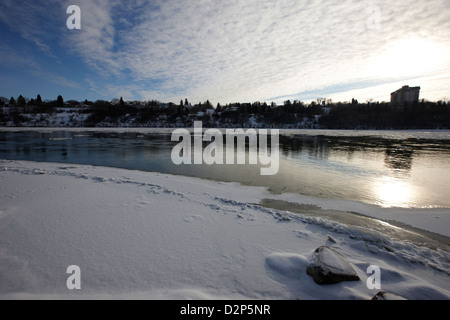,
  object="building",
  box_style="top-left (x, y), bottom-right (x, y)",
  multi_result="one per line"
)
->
top-left (390, 86), bottom-right (420, 105)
